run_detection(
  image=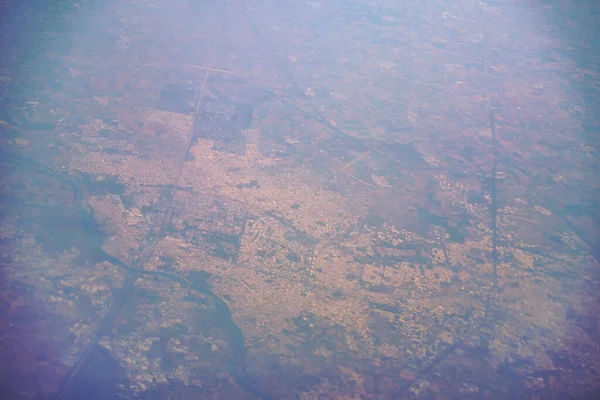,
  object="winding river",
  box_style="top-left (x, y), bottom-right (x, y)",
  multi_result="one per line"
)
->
top-left (1, 152), bottom-right (270, 400)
